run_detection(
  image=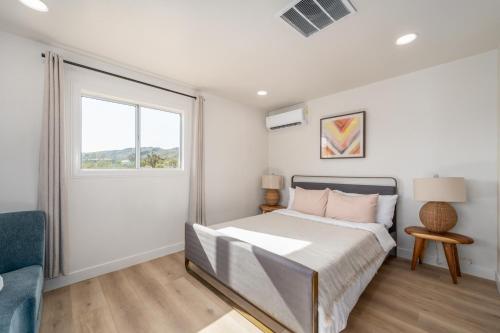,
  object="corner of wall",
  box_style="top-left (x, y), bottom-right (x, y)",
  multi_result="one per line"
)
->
top-left (202, 92), bottom-right (269, 224)
top-left (497, 46), bottom-right (500, 290)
